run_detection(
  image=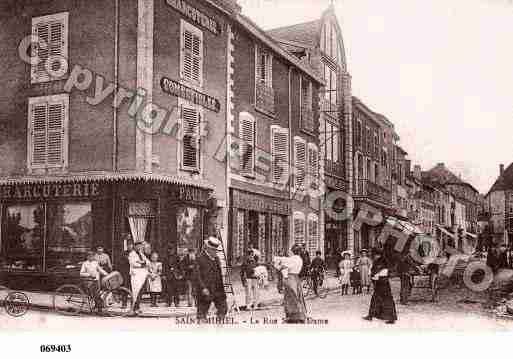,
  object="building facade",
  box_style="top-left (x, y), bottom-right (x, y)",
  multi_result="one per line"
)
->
top-left (226, 12), bottom-right (324, 264)
top-left (0, 0), bottom-right (239, 289)
top-left (267, 5), bottom-right (353, 264)
top-left (351, 97), bottom-right (396, 253)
